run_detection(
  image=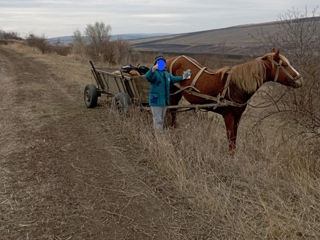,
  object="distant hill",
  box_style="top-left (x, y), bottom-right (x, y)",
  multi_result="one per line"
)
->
top-left (130, 17), bottom-right (320, 56)
top-left (48, 33), bottom-right (170, 45)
